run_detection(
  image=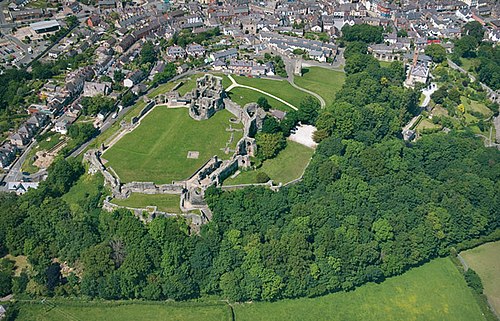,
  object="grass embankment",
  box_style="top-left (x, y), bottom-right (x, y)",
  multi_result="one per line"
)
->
top-left (61, 172), bottom-right (105, 212)
top-left (461, 241), bottom-right (500, 316)
top-left (111, 193), bottom-right (181, 213)
top-left (103, 108), bottom-right (242, 184)
top-left (295, 67), bottom-right (346, 107)
top-left (234, 258), bottom-right (486, 321)
top-left (225, 141), bottom-right (313, 185)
